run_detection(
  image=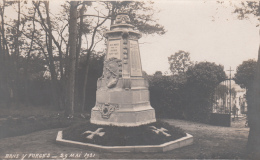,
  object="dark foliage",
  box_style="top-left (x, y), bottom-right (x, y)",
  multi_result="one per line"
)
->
top-left (184, 62), bottom-right (226, 123)
top-left (76, 54), bottom-right (104, 112)
top-left (234, 59), bottom-right (257, 129)
top-left (62, 120), bottom-right (186, 146)
top-left (234, 59), bottom-right (260, 157)
top-left (0, 55), bottom-right (51, 106)
top-left (168, 50), bottom-right (192, 75)
top-left (18, 79), bottom-right (52, 105)
top-left (149, 62), bottom-right (226, 123)
top-left (149, 74), bottom-right (187, 119)
top-left (0, 54), bottom-right (104, 112)
top-left (234, 59), bottom-right (257, 89)
top-left (0, 115), bottom-right (72, 139)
